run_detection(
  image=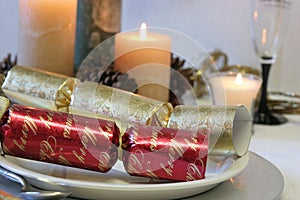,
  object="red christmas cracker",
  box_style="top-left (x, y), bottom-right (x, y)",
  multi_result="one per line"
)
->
top-left (121, 125), bottom-right (209, 181)
top-left (0, 104), bottom-right (120, 173)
